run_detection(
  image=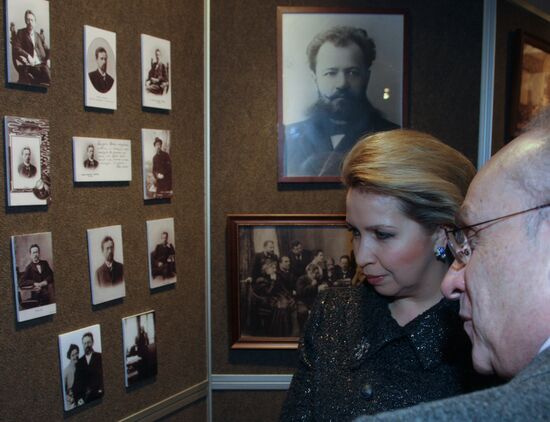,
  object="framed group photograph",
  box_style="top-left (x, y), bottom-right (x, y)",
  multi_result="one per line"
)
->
top-left (122, 310), bottom-right (158, 387)
top-left (72, 136), bottom-right (132, 182)
top-left (141, 34), bottom-right (171, 110)
top-left (58, 324), bottom-right (104, 411)
top-left (146, 218), bottom-right (177, 289)
top-left (142, 129), bottom-right (173, 199)
top-left (5, 0), bottom-right (51, 87)
top-left (227, 214), bottom-right (354, 349)
top-left (87, 225), bottom-right (126, 305)
top-left (277, 7), bottom-right (408, 183)
top-left (509, 30), bottom-right (550, 139)
top-left (84, 25), bottom-right (117, 110)
top-left (11, 231), bottom-right (55, 322)
top-left (4, 116), bottom-right (51, 206)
